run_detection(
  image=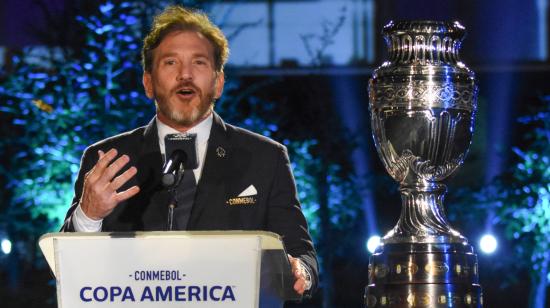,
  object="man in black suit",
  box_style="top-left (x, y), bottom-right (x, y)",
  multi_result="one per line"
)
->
top-left (61, 5), bottom-right (318, 296)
